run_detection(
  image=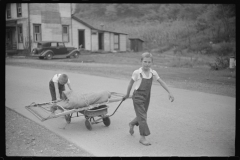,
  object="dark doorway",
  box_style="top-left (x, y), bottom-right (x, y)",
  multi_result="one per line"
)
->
top-left (98, 32), bottom-right (104, 50)
top-left (78, 30), bottom-right (85, 49)
top-left (6, 27), bottom-right (16, 50)
top-left (129, 38), bottom-right (144, 52)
